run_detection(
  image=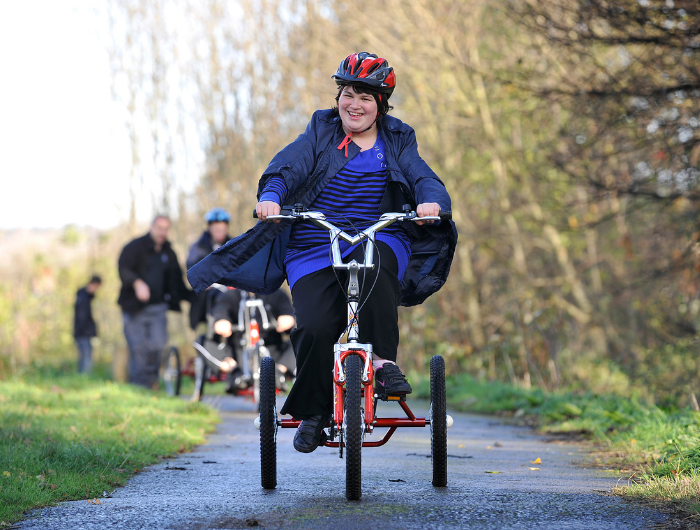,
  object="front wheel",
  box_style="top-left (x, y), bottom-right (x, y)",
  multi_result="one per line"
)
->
top-left (259, 356), bottom-right (277, 489)
top-left (193, 355), bottom-right (207, 402)
top-left (344, 354), bottom-right (363, 501)
top-left (430, 355), bottom-right (447, 487)
top-left (162, 346), bottom-right (181, 396)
